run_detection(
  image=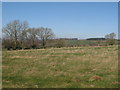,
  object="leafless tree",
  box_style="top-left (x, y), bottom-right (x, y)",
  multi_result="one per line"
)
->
top-left (2, 20), bottom-right (29, 49)
top-left (26, 28), bottom-right (38, 48)
top-left (19, 21), bottom-right (29, 48)
top-left (36, 27), bottom-right (55, 48)
top-left (2, 20), bottom-right (56, 49)
top-left (105, 32), bottom-right (116, 45)
top-left (105, 33), bottom-right (116, 40)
